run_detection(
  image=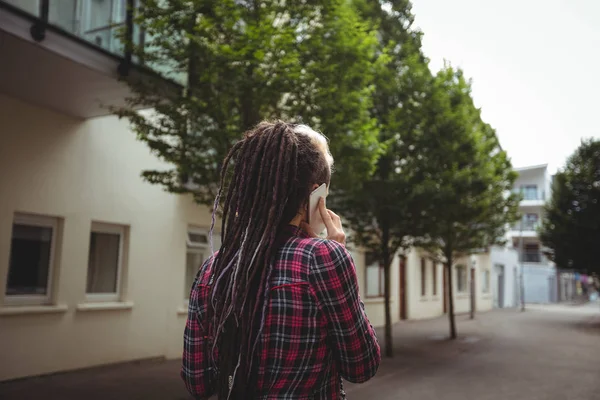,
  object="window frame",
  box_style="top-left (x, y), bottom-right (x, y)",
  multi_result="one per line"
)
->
top-left (80, 0), bottom-right (128, 53)
top-left (365, 252), bottom-right (384, 298)
top-left (482, 269), bottom-right (491, 293)
top-left (5, 213), bottom-right (58, 306)
top-left (520, 184), bottom-right (538, 200)
top-left (184, 227), bottom-right (212, 300)
top-left (85, 222), bottom-right (125, 303)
